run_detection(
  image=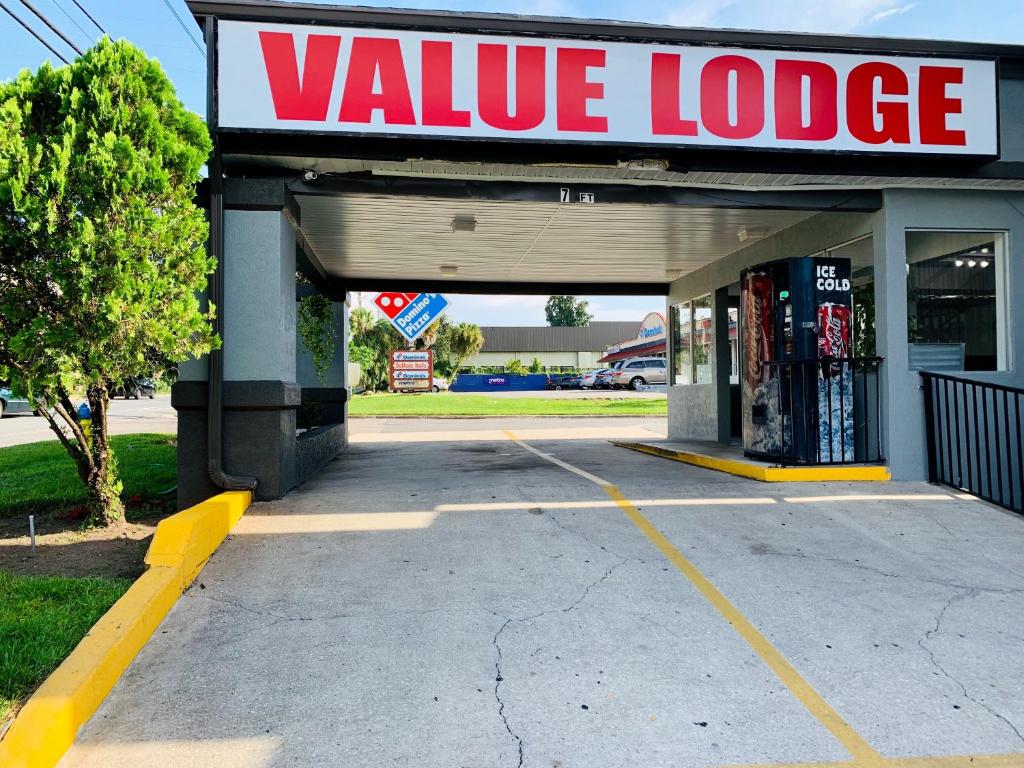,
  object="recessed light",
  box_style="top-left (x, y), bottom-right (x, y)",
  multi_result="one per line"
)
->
top-left (980, 260), bottom-right (990, 268)
top-left (955, 260), bottom-right (964, 267)
top-left (968, 260), bottom-right (977, 267)
top-left (440, 265), bottom-right (459, 277)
